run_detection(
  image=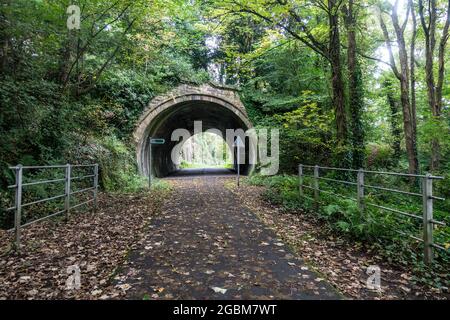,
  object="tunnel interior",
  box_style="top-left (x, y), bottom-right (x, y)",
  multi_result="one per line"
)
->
top-left (140, 100), bottom-right (253, 177)
top-left (177, 132), bottom-right (233, 168)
